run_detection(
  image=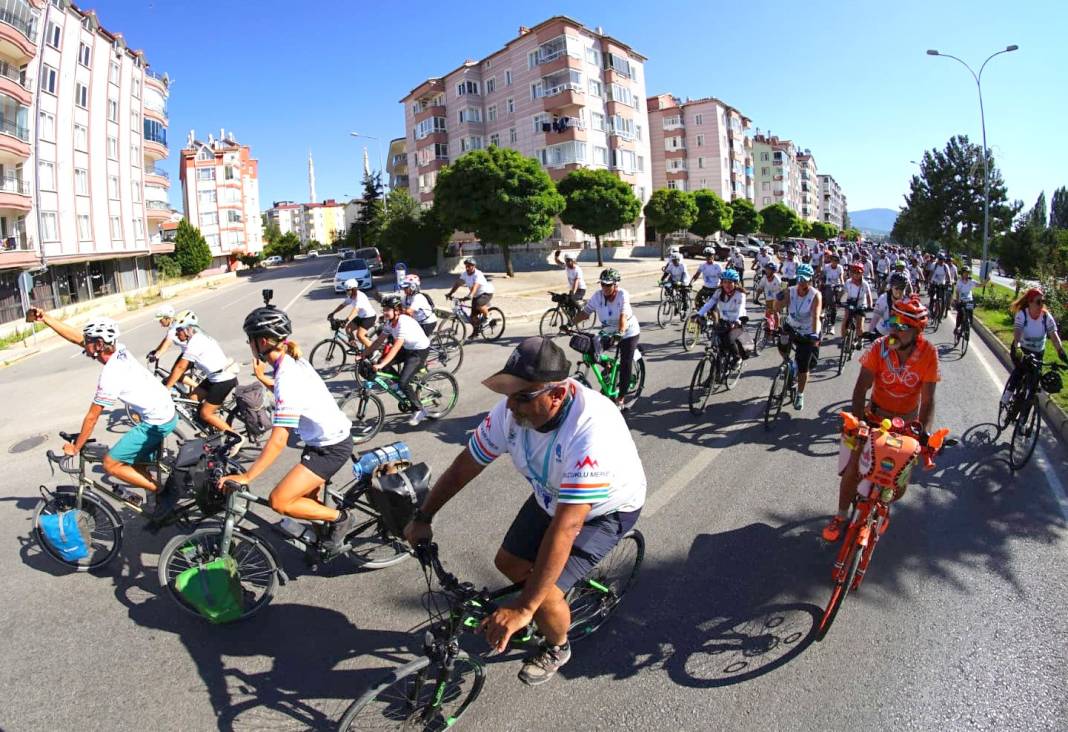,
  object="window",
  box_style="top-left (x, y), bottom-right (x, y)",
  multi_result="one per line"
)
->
top-left (131, 110), bottom-right (139, 129)
top-left (40, 65), bottom-right (57, 94)
top-left (197, 168), bottom-right (215, 181)
top-left (694, 113), bottom-right (703, 125)
top-left (697, 157), bottom-right (705, 169)
top-left (760, 152), bottom-right (770, 161)
top-left (224, 165), bottom-right (236, 180)
top-left (107, 174), bottom-right (119, 199)
top-left (509, 127), bottom-right (517, 144)
top-left (133, 218), bottom-right (144, 240)
top-left (528, 51), bottom-right (538, 69)
top-left (200, 212), bottom-right (218, 227)
top-left (487, 105), bottom-right (497, 122)
top-left (612, 149), bottom-right (636, 172)
top-left (109, 61), bottom-right (119, 84)
top-left (206, 233), bottom-right (220, 248)
top-left (530, 81), bottom-right (543, 100)
top-left (455, 80), bottom-right (480, 97)
top-left (588, 79), bottom-right (602, 97)
top-left (107, 136), bottom-right (118, 160)
top-left (415, 116), bottom-right (447, 139)
top-left (696, 134), bottom-right (704, 147)
top-left (227, 210), bottom-right (242, 224)
top-left (40, 212), bottom-right (58, 240)
top-left (506, 97), bottom-right (515, 114)
top-left (585, 47), bottom-right (601, 66)
top-left (131, 183), bottom-right (141, 203)
top-left (762, 182), bottom-right (770, 191)
top-left (591, 112), bottom-right (605, 131)
top-left (459, 136), bottom-right (483, 152)
top-left (75, 83), bottom-right (88, 108)
top-left (431, 142), bottom-right (448, 159)
top-left (608, 84), bottom-right (634, 106)
top-left (763, 196), bottom-right (771, 204)
top-left (635, 124), bottom-right (642, 141)
top-left (535, 141), bottom-right (586, 167)
top-left (77, 214), bottom-right (91, 240)
top-left (489, 133), bottom-right (499, 147)
top-left (485, 77), bottom-right (495, 94)
top-left (38, 161), bottom-right (55, 190)
top-left (107, 99), bottom-right (118, 122)
top-left (110, 215), bottom-right (121, 240)
top-left (74, 124), bottom-right (87, 150)
top-left (38, 111), bottom-right (55, 141)
top-left (78, 43), bottom-right (91, 67)
top-left (74, 168), bottom-right (88, 194)
top-left (198, 189), bottom-right (216, 203)
top-left (458, 107), bottom-right (482, 123)
top-left (761, 166), bottom-right (770, 176)
top-left (604, 52), bottom-right (632, 78)
top-left (130, 143), bottom-right (140, 163)
top-left (132, 77), bottom-right (140, 98)
top-left (637, 156), bottom-right (645, 172)
top-left (46, 22), bottom-right (61, 49)
top-left (505, 69), bottom-right (512, 85)
top-left (593, 146), bottom-right (608, 165)
top-left (532, 113), bottom-right (549, 133)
